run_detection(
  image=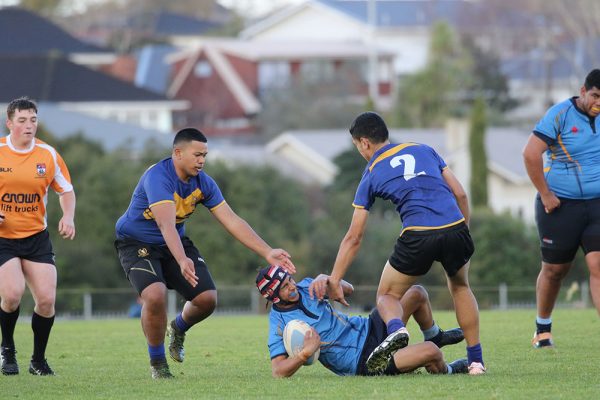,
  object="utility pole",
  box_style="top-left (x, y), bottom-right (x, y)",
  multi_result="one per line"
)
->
top-left (367, 0), bottom-right (379, 107)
